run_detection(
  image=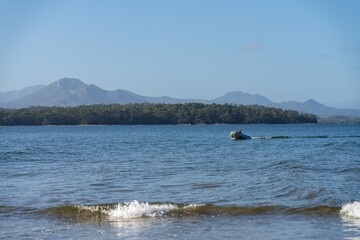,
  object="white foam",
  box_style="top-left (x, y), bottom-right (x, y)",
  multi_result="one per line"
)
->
top-left (340, 201), bottom-right (360, 219)
top-left (183, 203), bottom-right (205, 209)
top-left (106, 200), bottom-right (178, 219)
top-left (75, 201), bottom-right (204, 219)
